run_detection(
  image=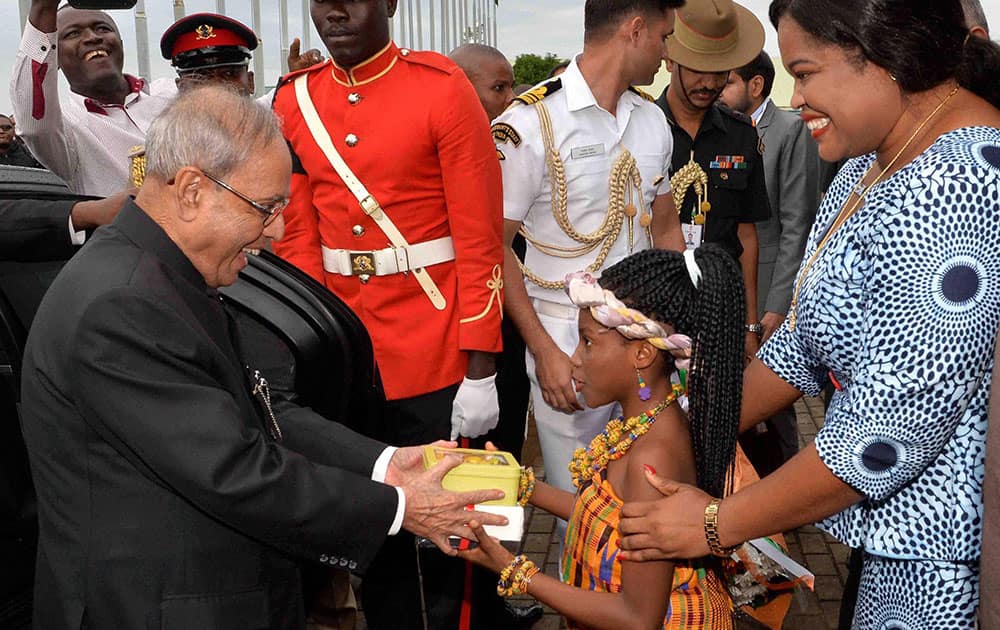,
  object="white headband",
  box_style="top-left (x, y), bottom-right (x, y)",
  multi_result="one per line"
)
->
top-left (565, 272), bottom-right (692, 370)
top-left (683, 249), bottom-right (702, 288)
